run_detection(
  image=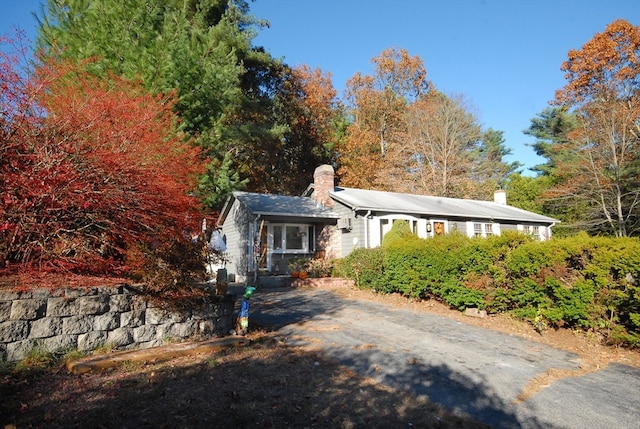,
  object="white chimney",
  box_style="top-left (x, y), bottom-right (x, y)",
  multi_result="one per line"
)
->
top-left (494, 189), bottom-right (507, 205)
